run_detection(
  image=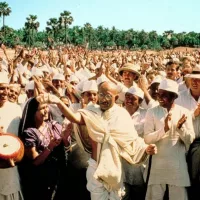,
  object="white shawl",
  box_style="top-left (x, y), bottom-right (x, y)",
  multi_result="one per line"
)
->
top-left (74, 104), bottom-right (148, 197)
